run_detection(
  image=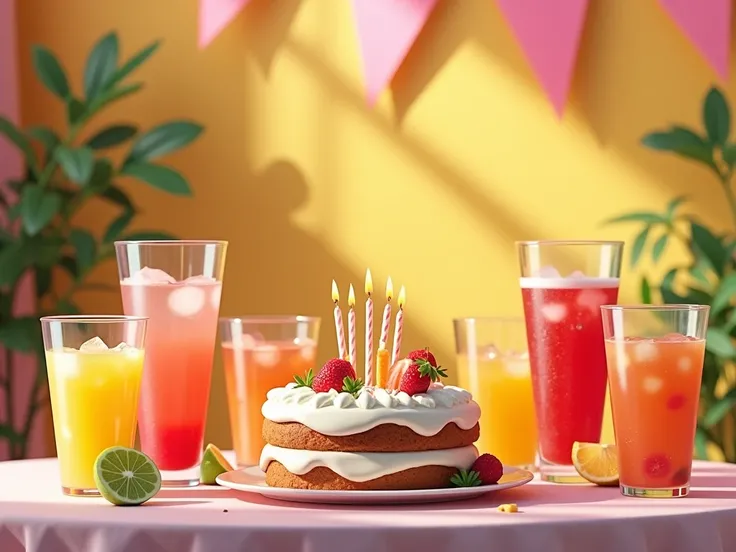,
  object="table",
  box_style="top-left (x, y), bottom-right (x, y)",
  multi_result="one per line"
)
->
top-left (2, 458), bottom-right (736, 552)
